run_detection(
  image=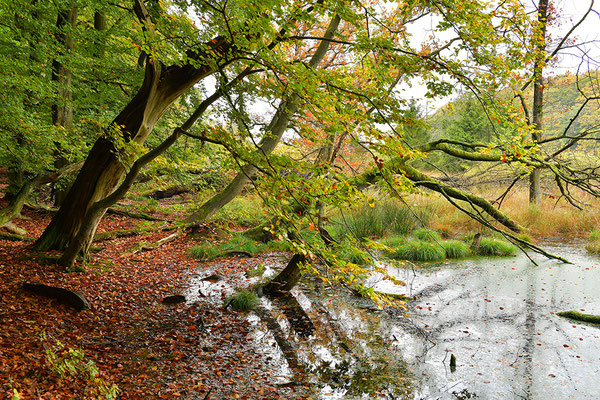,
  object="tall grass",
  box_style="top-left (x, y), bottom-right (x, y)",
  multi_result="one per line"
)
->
top-left (408, 187), bottom-right (600, 238)
top-left (411, 228), bottom-right (442, 242)
top-left (339, 200), bottom-right (431, 240)
top-left (476, 237), bottom-right (516, 256)
top-left (390, 240), bottom-right (446, 262)
top-left (442, 240), bottom-right (471, 259)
